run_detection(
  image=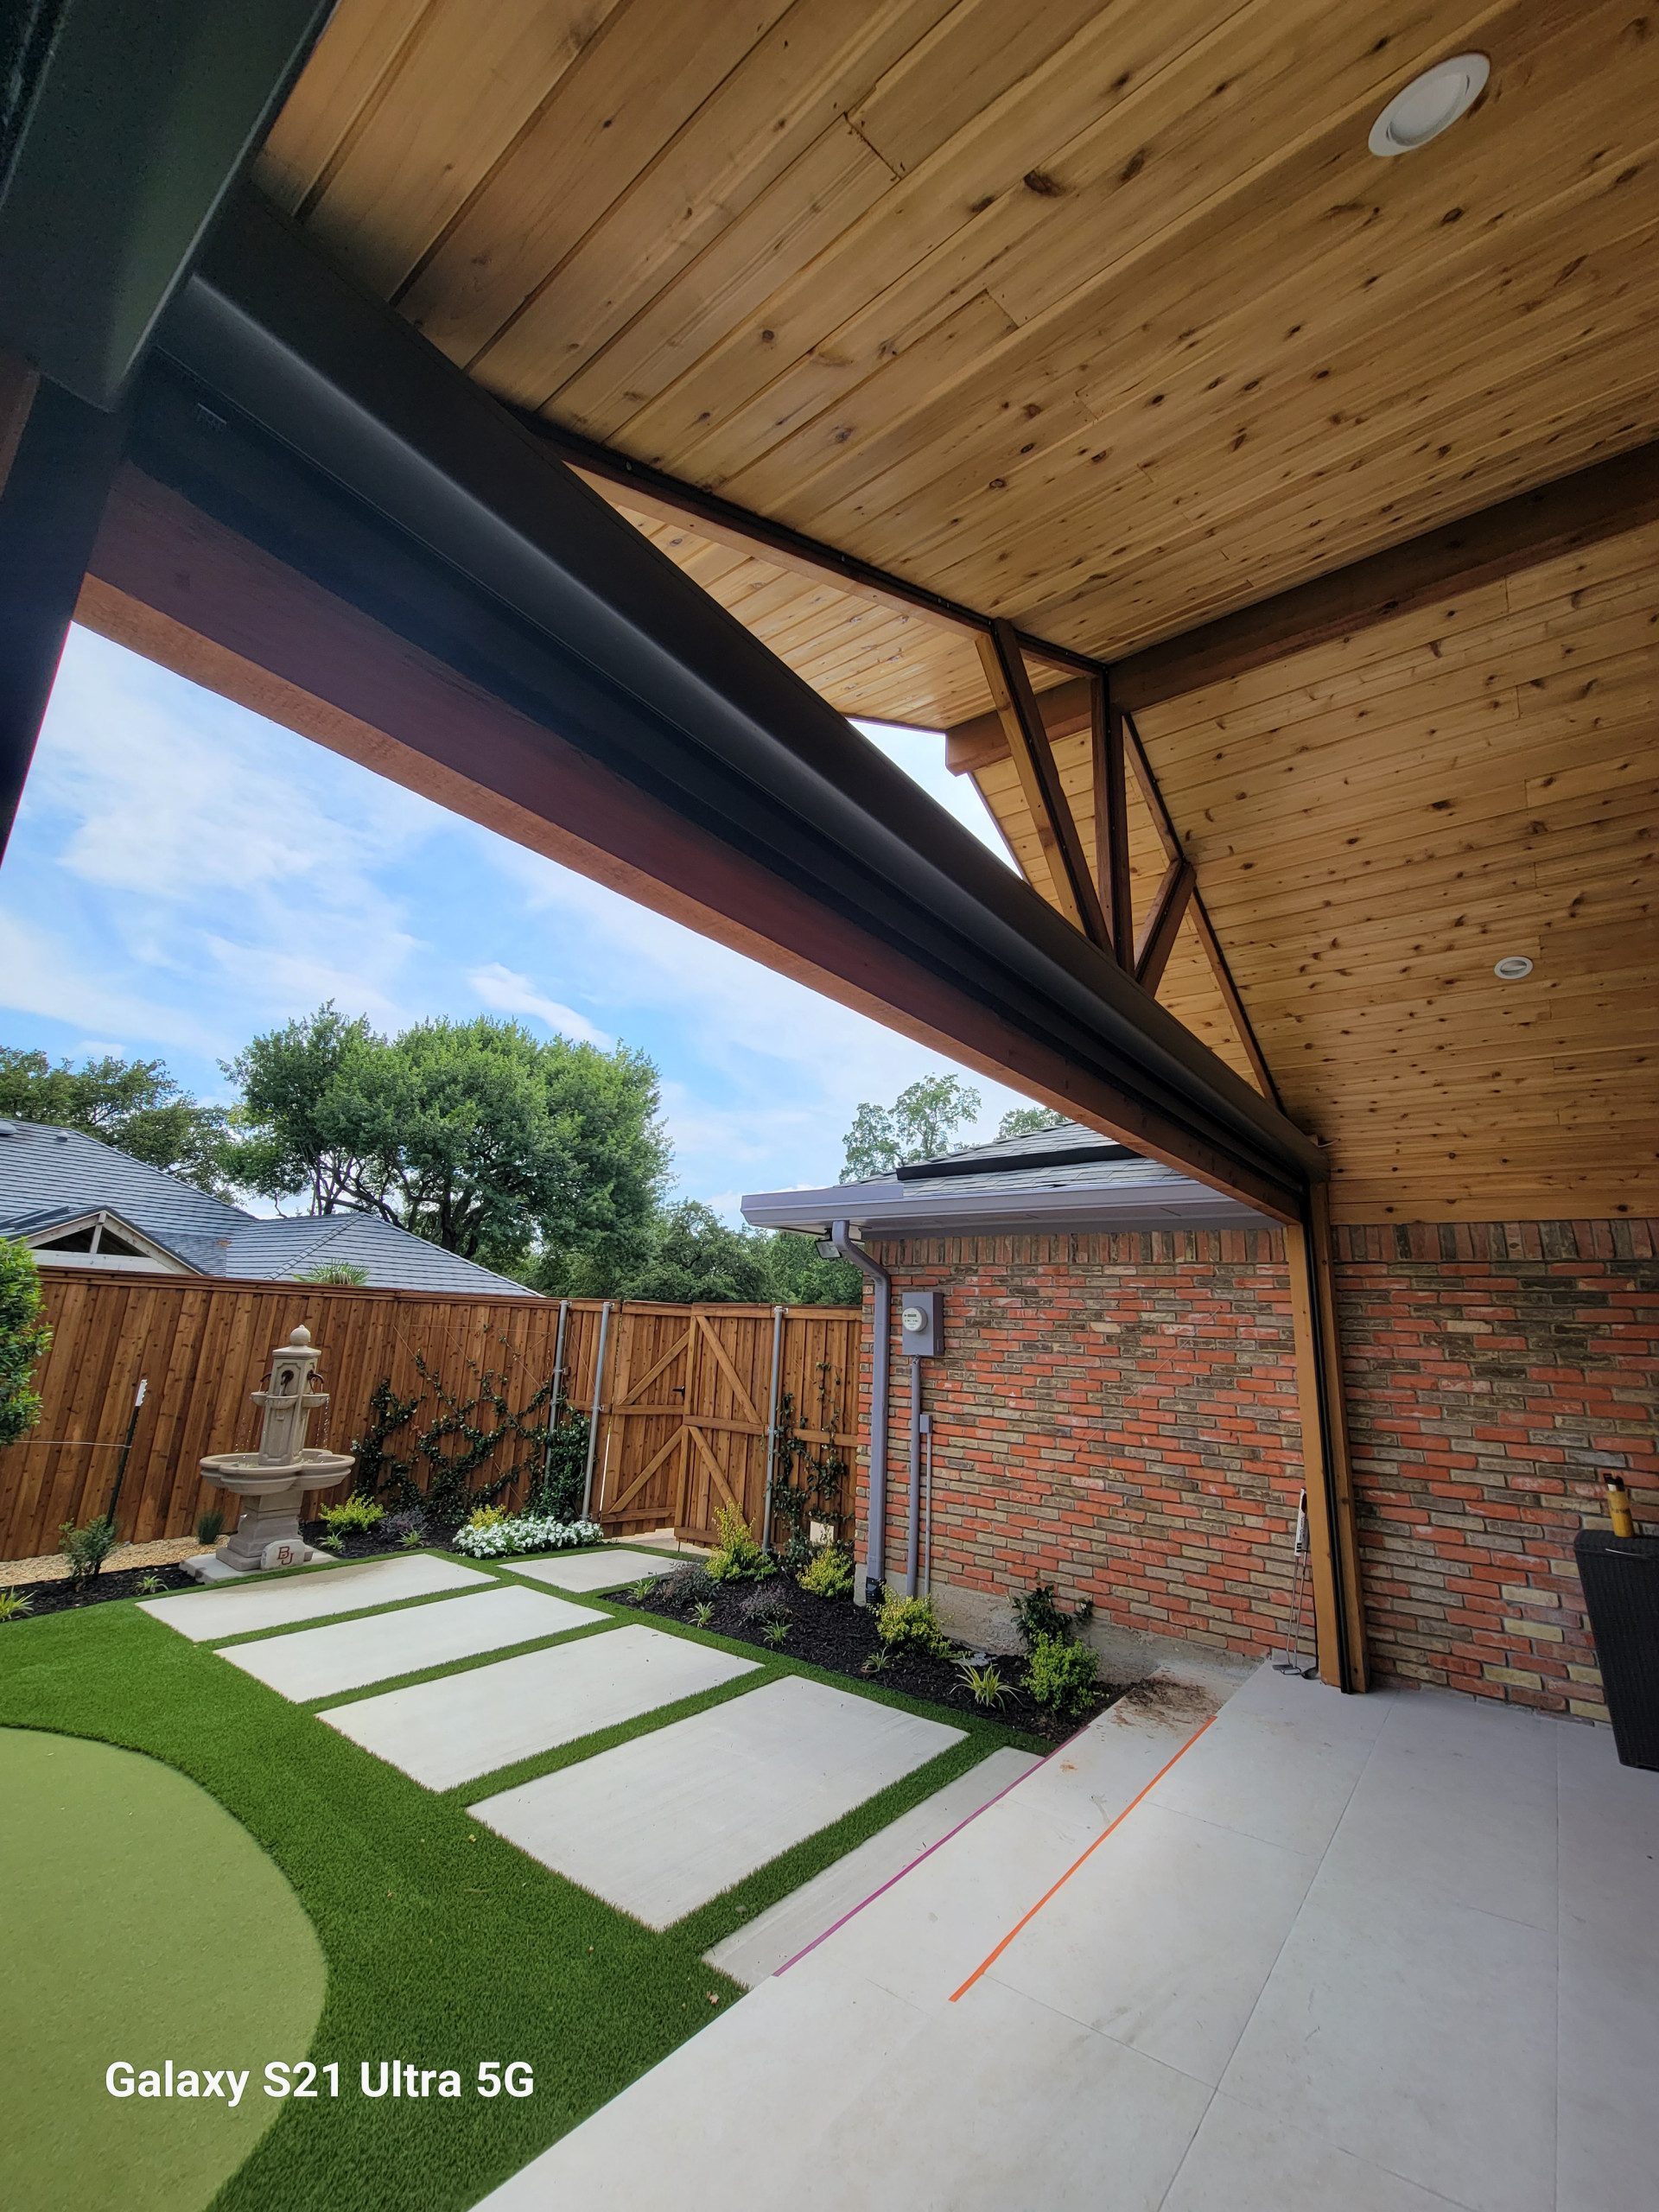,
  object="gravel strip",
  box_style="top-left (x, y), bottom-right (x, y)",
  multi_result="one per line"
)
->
top-left (0, 1535), bottom-right (218, 1588)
